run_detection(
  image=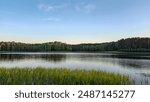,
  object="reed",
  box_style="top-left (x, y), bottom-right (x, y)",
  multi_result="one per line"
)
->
top-left (0, 67), bottom-right (131, 85)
